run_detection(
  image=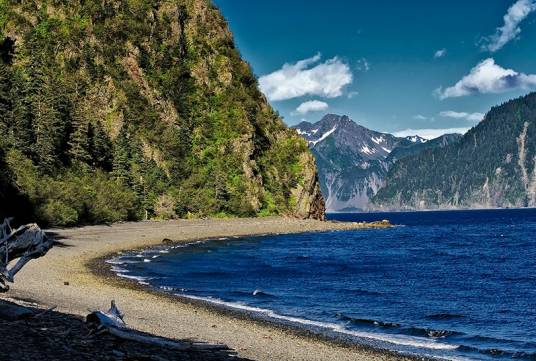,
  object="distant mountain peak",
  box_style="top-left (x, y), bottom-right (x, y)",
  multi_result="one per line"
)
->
top-left (405, 135), bottom-right (427, 144)
top-left (292, 114), bottom-right (463, 212)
